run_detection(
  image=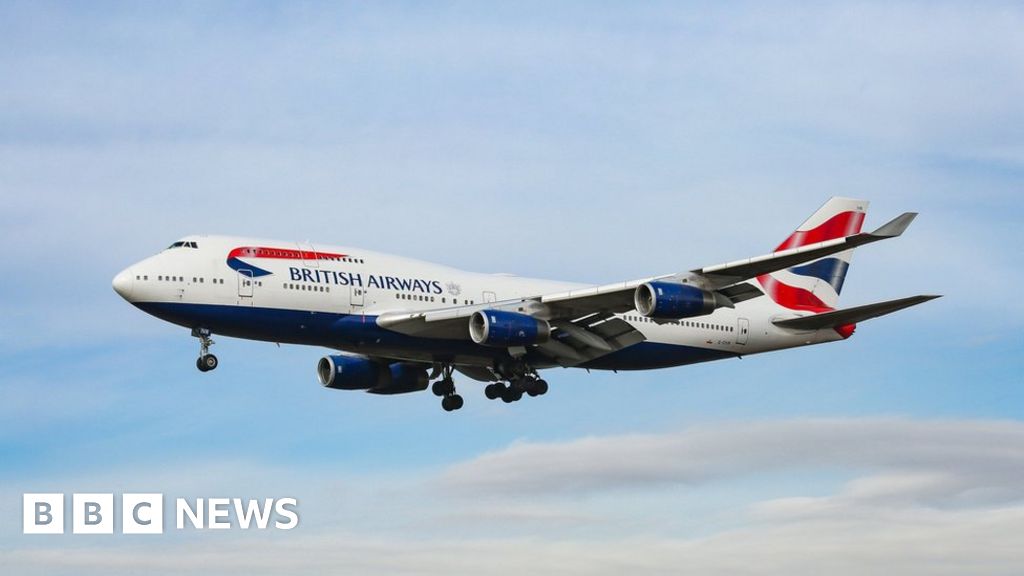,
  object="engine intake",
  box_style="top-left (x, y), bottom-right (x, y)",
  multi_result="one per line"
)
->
top-left (634, 281), bottom-right (732, 319)
top-left (317, 355), bottom-right (428, 395)
top-left (469, 310), bottom-right (550, 347)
